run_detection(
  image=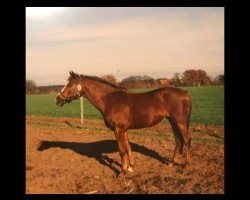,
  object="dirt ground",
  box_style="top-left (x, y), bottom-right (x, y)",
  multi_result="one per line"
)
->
top-left (26, 116), bottom-right (224, 194)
